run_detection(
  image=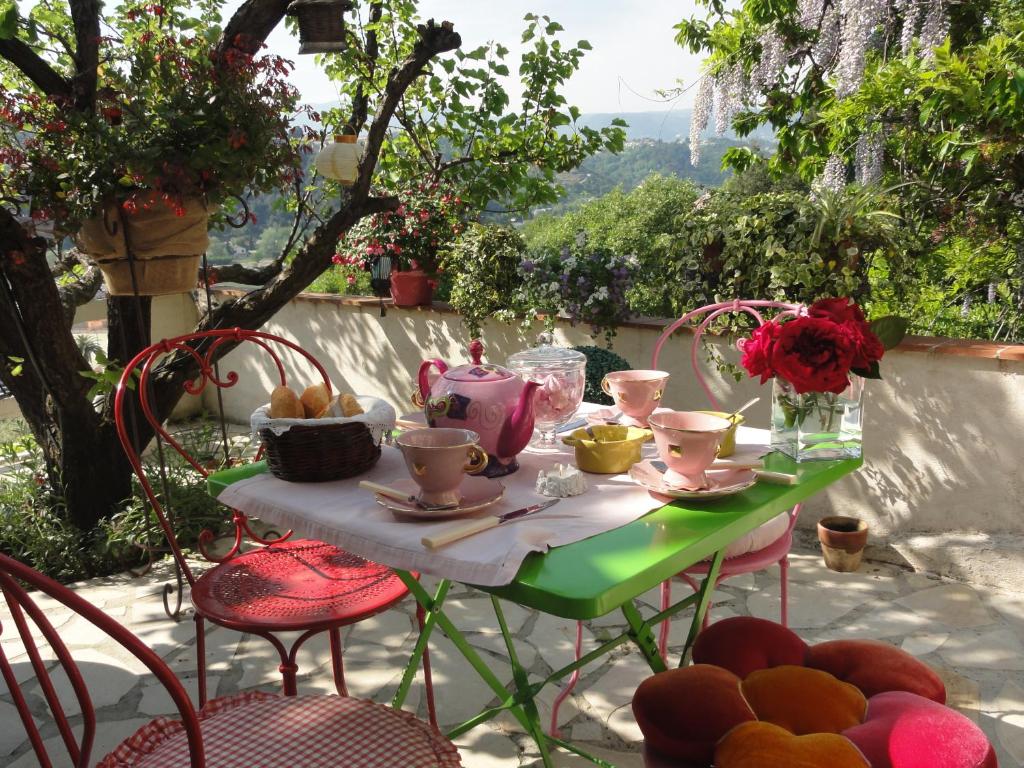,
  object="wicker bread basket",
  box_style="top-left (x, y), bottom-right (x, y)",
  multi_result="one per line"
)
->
top-left (253, 396), bottom-right (394, 483)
